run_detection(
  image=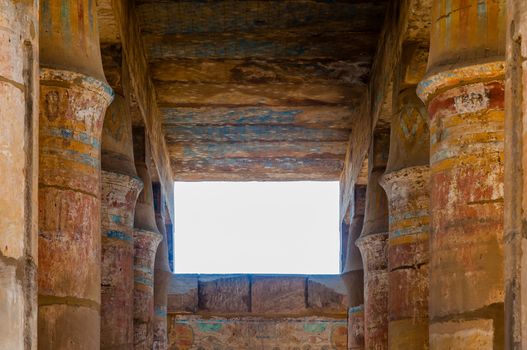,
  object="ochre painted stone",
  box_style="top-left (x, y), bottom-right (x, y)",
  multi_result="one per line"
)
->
top-left (133, 228), bottom-right (162, 350)
top-left (133, 159), bottom-right (163, 350)
top-left (168, 315), bottom-right (348, 350)
top-left (101, 171), bottom-right (142, 349)
top-left (356, 232), bottom-right (389, 350)
top-left (153, 217), bottom-right (171, 350)
top-left (417, 1), bottom-right (505, 347)
top-left (356, 131), bottom-right (390, 350)
top-left (38, 68), bottom-right (112, 349)
top-left (348, 305), bottom-right (365, 350)
top-left (381, 166), bottom-right (430, 350)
